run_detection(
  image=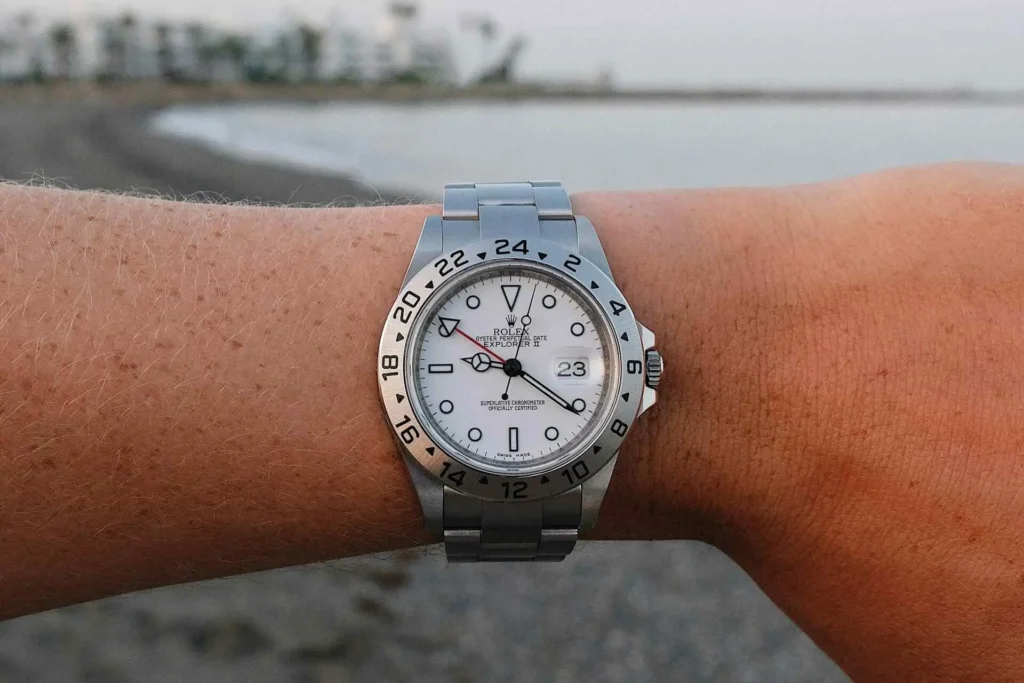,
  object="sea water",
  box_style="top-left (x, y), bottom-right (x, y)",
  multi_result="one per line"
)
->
top-left (151, 100), bottom-right (1024, 196)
